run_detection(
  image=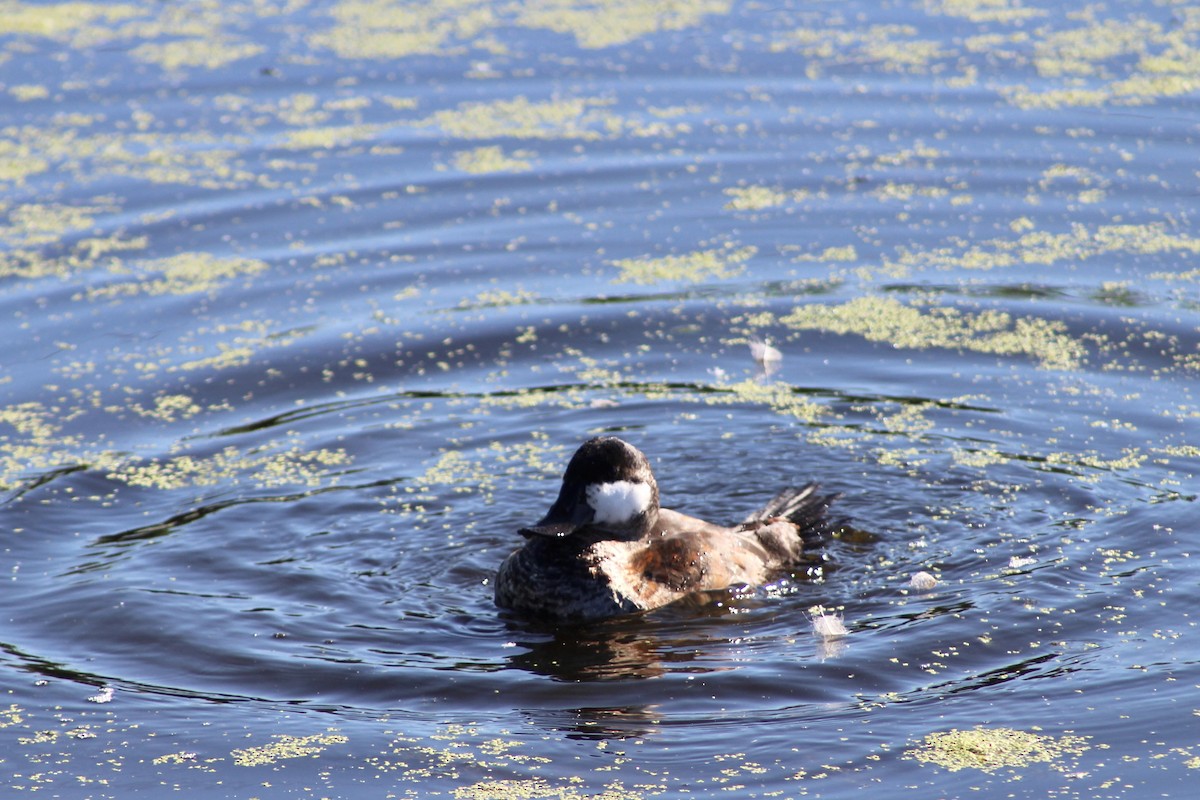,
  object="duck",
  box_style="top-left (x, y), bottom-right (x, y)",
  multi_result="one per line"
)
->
top-left (494, 436), bottom-right (837, 621)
